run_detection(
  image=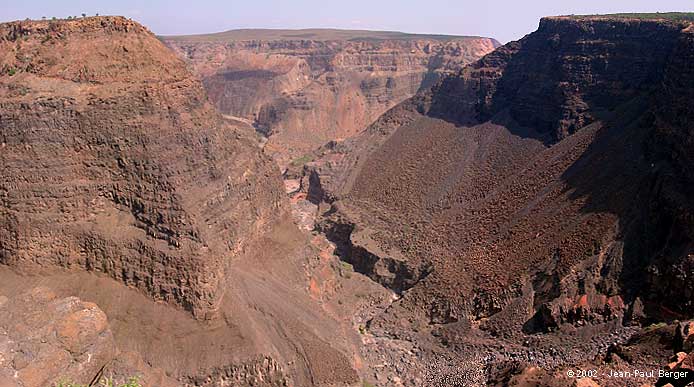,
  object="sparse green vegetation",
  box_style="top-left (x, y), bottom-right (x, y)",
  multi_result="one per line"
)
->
top-left (290, 154), bottom-right (313, 167)
top-left (10, 84), bottom-right (30, 95)
top-left (340, 261), bottom-right (353, 272)
top-left (339, 261), bottom-right (354, 278)
top-left (54, 377), bottom-right (141, 387)
top-left (363, 380), bottom-right (377, 387)
top-left (644, 322), bottom-right (667, 332)
top-left (7, 68), bottom-right (16, 76)
top-left (567, 12), bottom-right (694, 22)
